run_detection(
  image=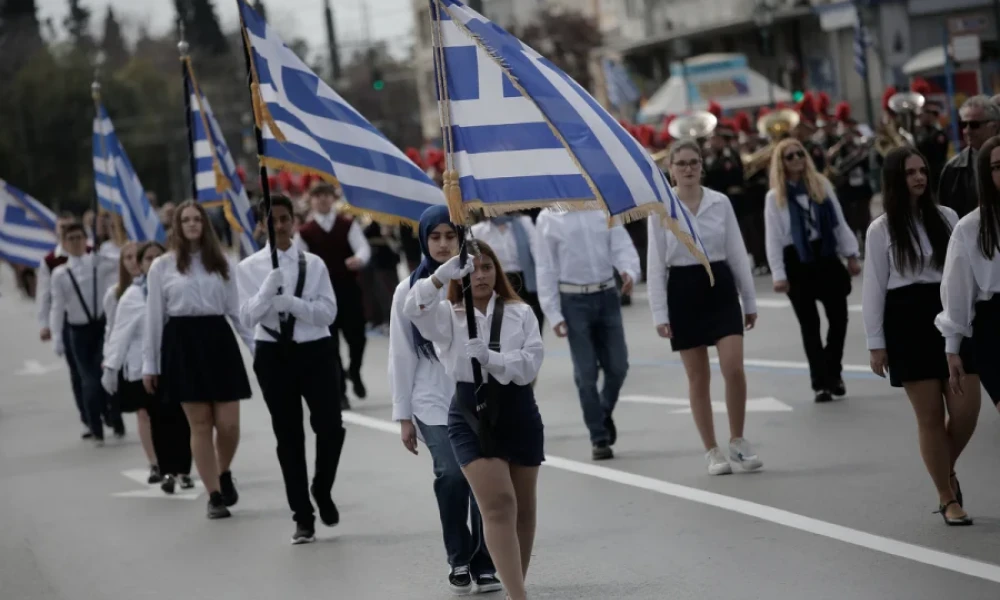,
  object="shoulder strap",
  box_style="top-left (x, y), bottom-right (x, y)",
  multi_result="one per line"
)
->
top-left (66, 268), bottom-right (96, 323)
top-left (293, 252), bottom-right (307, 298)
top-left (488, 299), bottom-right (504, 352)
